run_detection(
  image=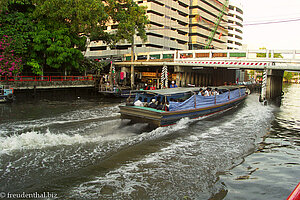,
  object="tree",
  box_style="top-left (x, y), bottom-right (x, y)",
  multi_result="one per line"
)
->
top-left (283, 72), bottom-right (295, 82)
top-left (1, 0), bottom-right (149, 76)
top-left (256, 47), bottom-right (283, 58)
top-left (0, 35), bottom-right (22, 76)
top-left (105, 0), bottom-right (149, 88)
top-left (30, 21), bottom-right (86, 75)
top-left (32, 0), bottom-right (110, 41)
